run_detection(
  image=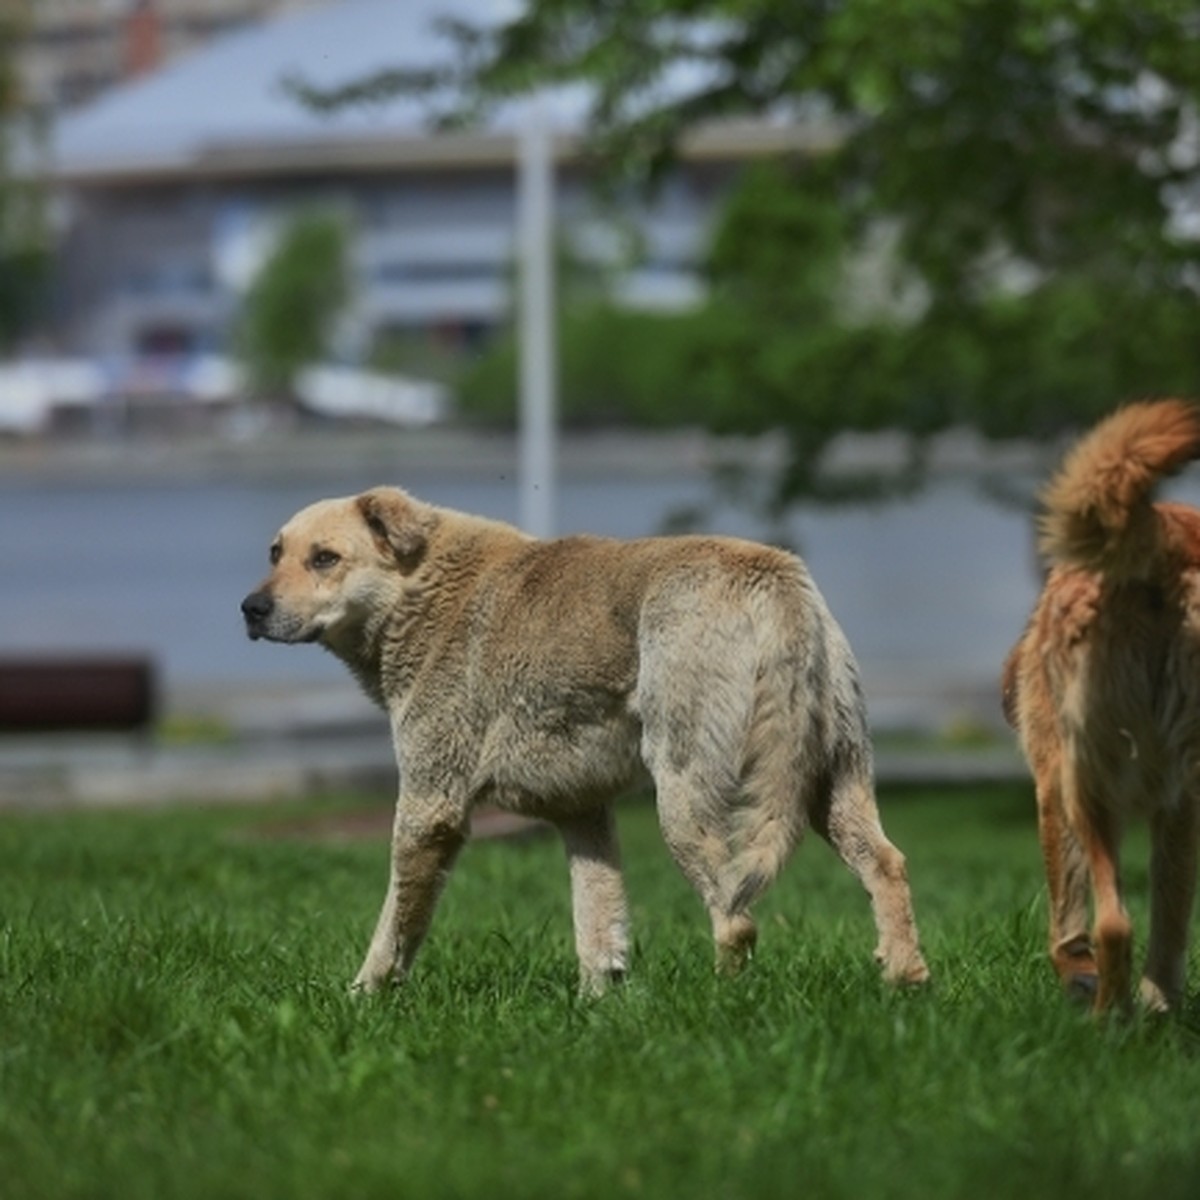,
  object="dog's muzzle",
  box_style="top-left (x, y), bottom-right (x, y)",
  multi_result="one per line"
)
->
top-left (241, 590), bottom-right (323, 643)
top-left (241, 589), bottom-right (274, 640)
